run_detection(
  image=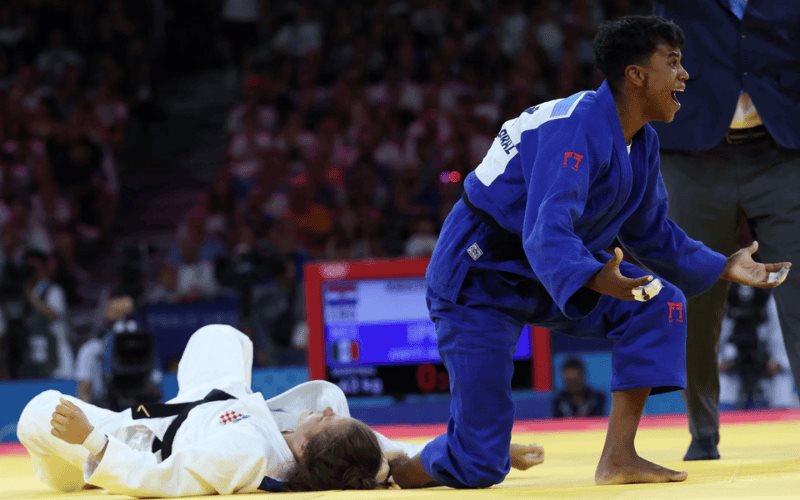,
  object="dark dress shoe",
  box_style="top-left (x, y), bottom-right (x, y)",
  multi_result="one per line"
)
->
top-left (683, 433), bottom-right (720, 461)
